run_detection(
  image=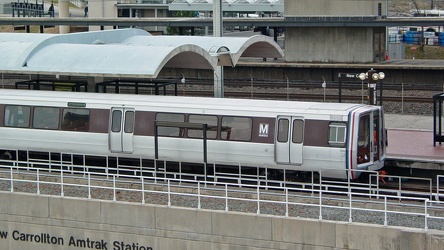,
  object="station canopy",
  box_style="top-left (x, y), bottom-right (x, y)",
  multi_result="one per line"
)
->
top-left (0, 28), bottom-right (283, 78)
